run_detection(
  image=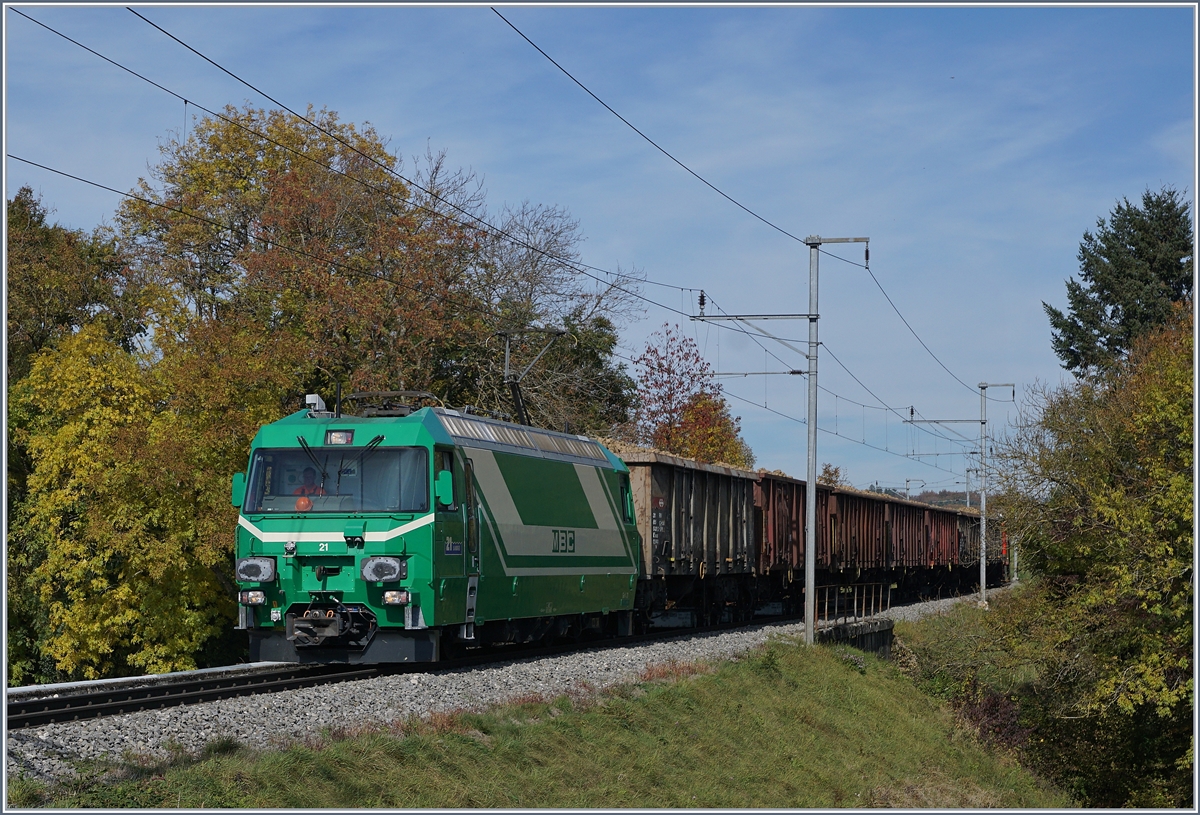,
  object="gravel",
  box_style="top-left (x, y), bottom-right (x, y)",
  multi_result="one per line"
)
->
top-left (5, 593), bottom-right (986, 784)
